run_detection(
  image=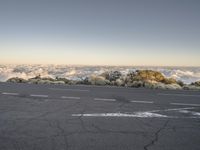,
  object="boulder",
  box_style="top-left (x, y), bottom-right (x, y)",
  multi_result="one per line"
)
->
top-left (51, 81), bottom-right (65, 84)
top-left (27, 76), bottom-right (68, 84)
top-left (28, 78), bottom-right (66, 84)
top-left (7, 77), bottom-right (27, 83)
top-left (27, 78), bottom-right (40, 84)
top-left (126, 81), bottom-right (144, 88)
top-left (100, 71), bottom-right (122, 81)
top-left (37, 80), bottom-right (54, 84)
top-left (152, 83), bottom-right (167, 89)
top-left (144, 80), bottom-right (159, 89)
top-left (68, 80), bottom-right (79, 85)
top-left (164, 83), bottom-right (182, 90)
top-left (144, 82), bottom-right (182, 90)
top-left (125, 72), bottom-right (137, 83)
top-left (183, 85), bottom-right (200, 90)
top-left (125, 70), bottom-right (166, 83)
top-left (191, 81), bottom-right (200, 86)
top-left (79, 77), bottom-right (91, 85)
top-left (109, 71), bottom-right (122, 81)
top-left (88, 75), bottom-right (110, 85)
top-left (162, 78), bottom-right (177, 84)
top-left (177, 80), bottom-right (184, 87)
top-left (56, 77), bottom-right (70, 84)
top-left (115, 79), bottom-right (125, 86)
top-left (100, 72), bottom-right (110, 80)
top-left (31, 75), bottom-right (42, 80)
top-left (41, 77), bottom-right (55, 81)
top-left (135, 70), bottom-right (165, 82)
